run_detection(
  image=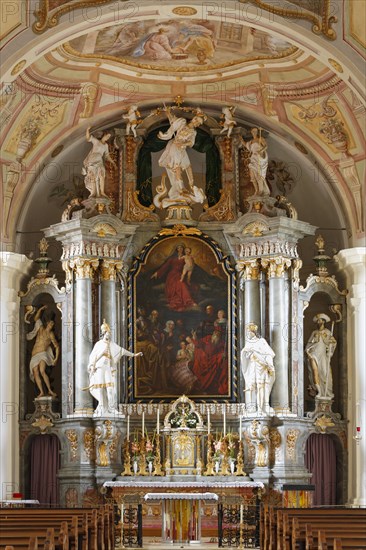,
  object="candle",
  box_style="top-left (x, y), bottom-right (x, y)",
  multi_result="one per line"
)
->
top-left (157, 408), bottom-right (160, 435)
top-left (223, 408), bottom-right (226, 437)
top-left (239, 416), bottom-right (242, 441)
top-left (207, 409), bottom-right (211, 436)
top-left (127, 415), bottom-right (130, 440)
top-left (142, 411), bottom-right (145, 436)
top-left (240, 504), bottom-right (243, 524)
